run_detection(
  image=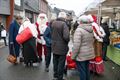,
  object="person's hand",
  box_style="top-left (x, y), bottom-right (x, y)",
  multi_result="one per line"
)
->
top-left (37, 38), bottom-right (42, 44)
